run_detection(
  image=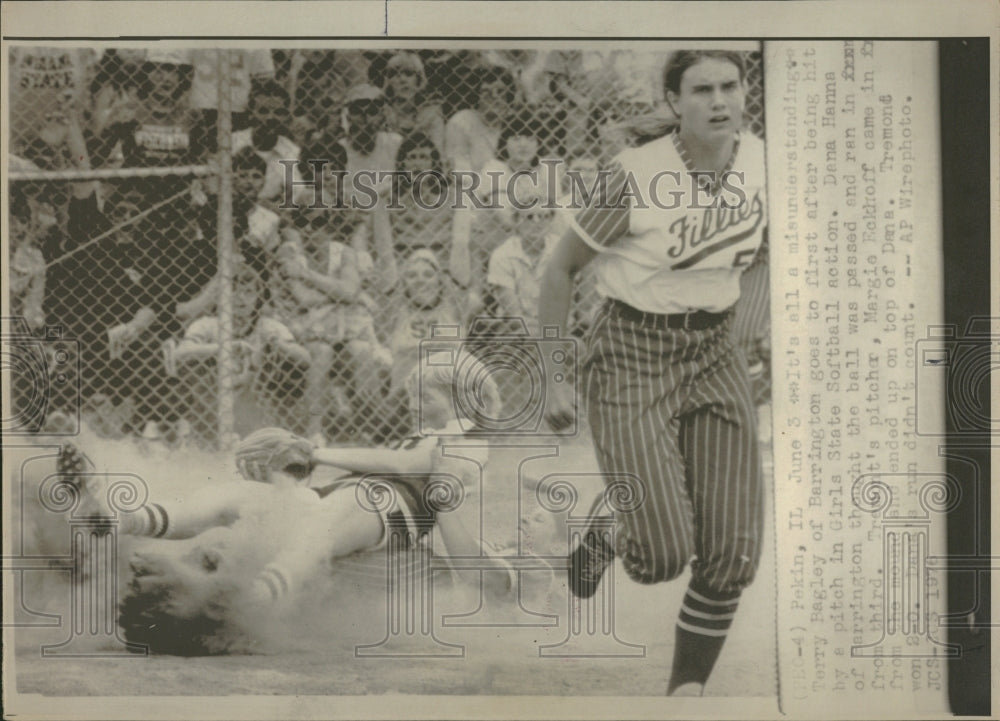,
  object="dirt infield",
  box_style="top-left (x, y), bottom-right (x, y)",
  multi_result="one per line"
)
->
top-left (8, 425), bottom-right (776, 698)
